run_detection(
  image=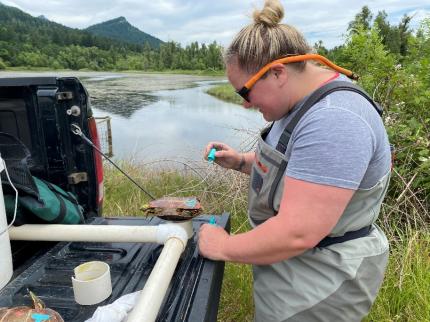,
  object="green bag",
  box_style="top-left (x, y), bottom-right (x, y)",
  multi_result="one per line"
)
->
top-left (5, 176), bottom-right (84, 225)
top-left (21, 177), bottom-right (84, 224)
